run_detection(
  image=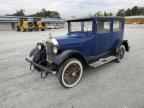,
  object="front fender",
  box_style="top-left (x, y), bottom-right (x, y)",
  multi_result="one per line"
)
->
top-left (30, 47), bottom-right (39, 57)
top-left (54, 50), bottom-right (87, 66)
